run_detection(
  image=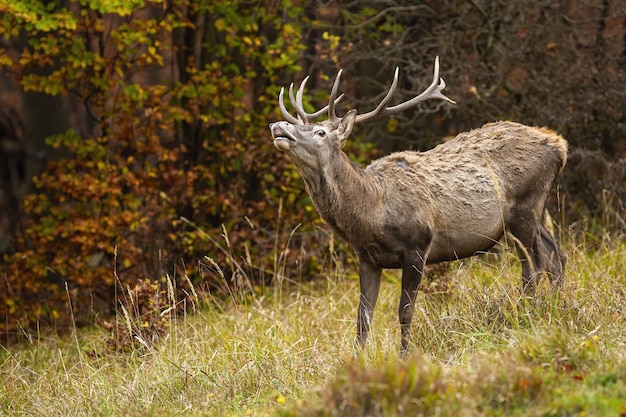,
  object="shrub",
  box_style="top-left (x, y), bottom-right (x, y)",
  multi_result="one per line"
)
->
top-left (0, 0), bottom-right (317, 339)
